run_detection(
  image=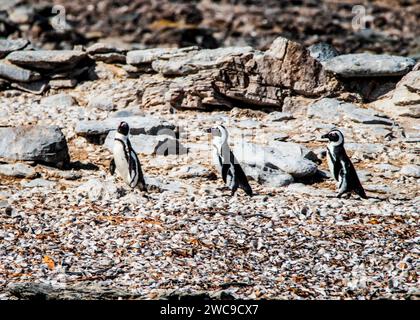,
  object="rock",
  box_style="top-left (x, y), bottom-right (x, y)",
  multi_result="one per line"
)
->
top-left (400, 165), bottom-right (420, 178)
top-left (234, 142), bottom-right (318, 178)
top-left (266, 111), bottom-right (294, 122)
top-left (49, 79), bottom-right (78, 89)
top-left (127, 48), bottom-right (176, 66)
top-left (243, 164), bottom-right (294, 187)
top-left (151, 46), bottom-right (253, 76)
top-left (104, 131), bottom-right (188, 156)
top-left (88, 94), bottom-right (115, 111)
top-left (0, 39), bottom-right (29, 58)
top-left (324, 53), bottom-right (416, 77)
top-left (346, 143), bottom-right (386, 154)
top-left (10, 80), bottom-right (48, 94)
top-left (308, 98), bottom-right (393, 125)
top-left (7, 50), bottom-right (88, 70)
top-left (308, 43), bottom-right (339, 63)
top-left (145, 177), bottom-right (188, 193)
top-left (91, 53), bottom-right (126, 64)
top-left (171, 165), bottom-right (214, 179)
top-left (41, 94), bottom-right (76, 107)
top-left (21, 178), bottom-right (56, 188)
top-left (75, 117), bottom-right (175, 144)
top-left (392, 70), bottom-right (420, 106)
top-left (77, 178), bottom-right (126, 201)
top-left (86, 43), bottom-right (125, 55)
top-left (0, 61), bottom-right (41, 82)
top-left (0, 163), bottom-right (38, 178)
top-left (374, 164), bottom-right (400, 172)
top-left (0, 125), bottom-right (70, 167)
